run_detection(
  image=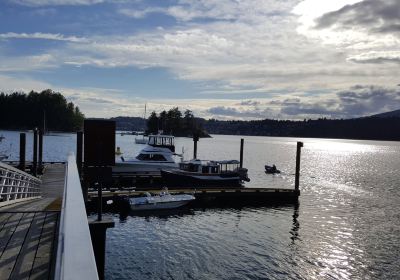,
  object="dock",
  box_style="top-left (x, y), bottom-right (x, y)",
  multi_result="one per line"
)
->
top-left (1, 156), bottom-right (100, 280)
top-left (0, 163), bottom-right (65, 280)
